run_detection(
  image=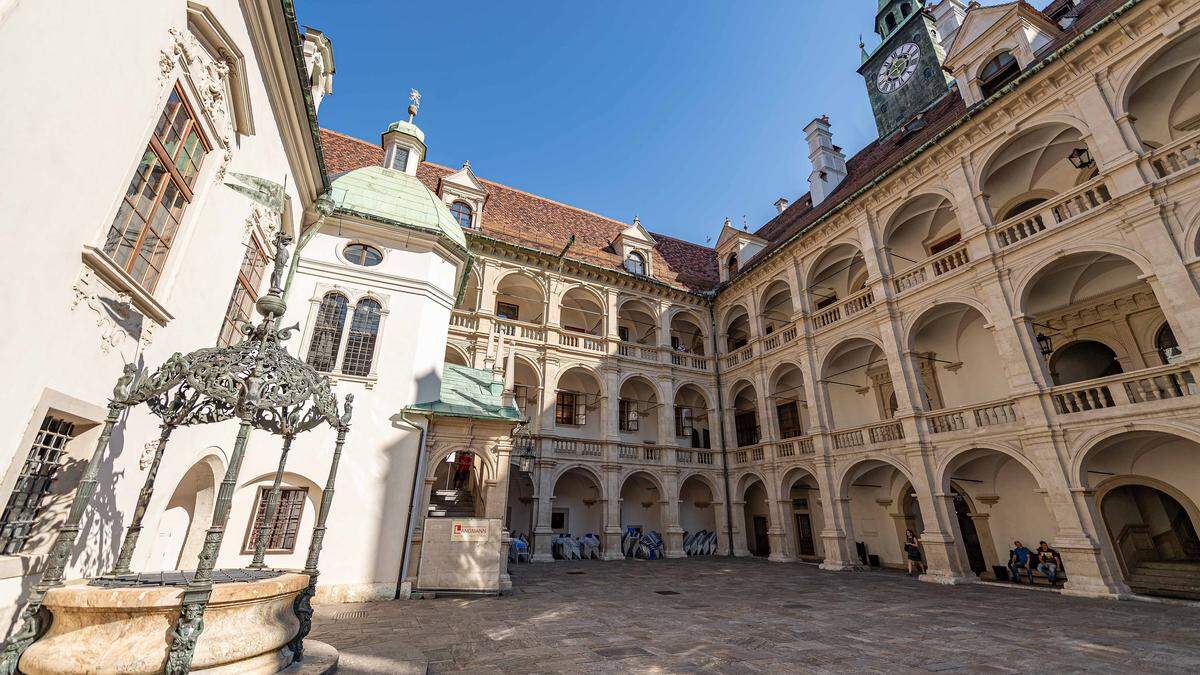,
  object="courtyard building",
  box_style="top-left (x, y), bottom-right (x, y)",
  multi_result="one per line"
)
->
top-left (0, 0), bottom-right (1199, 655)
